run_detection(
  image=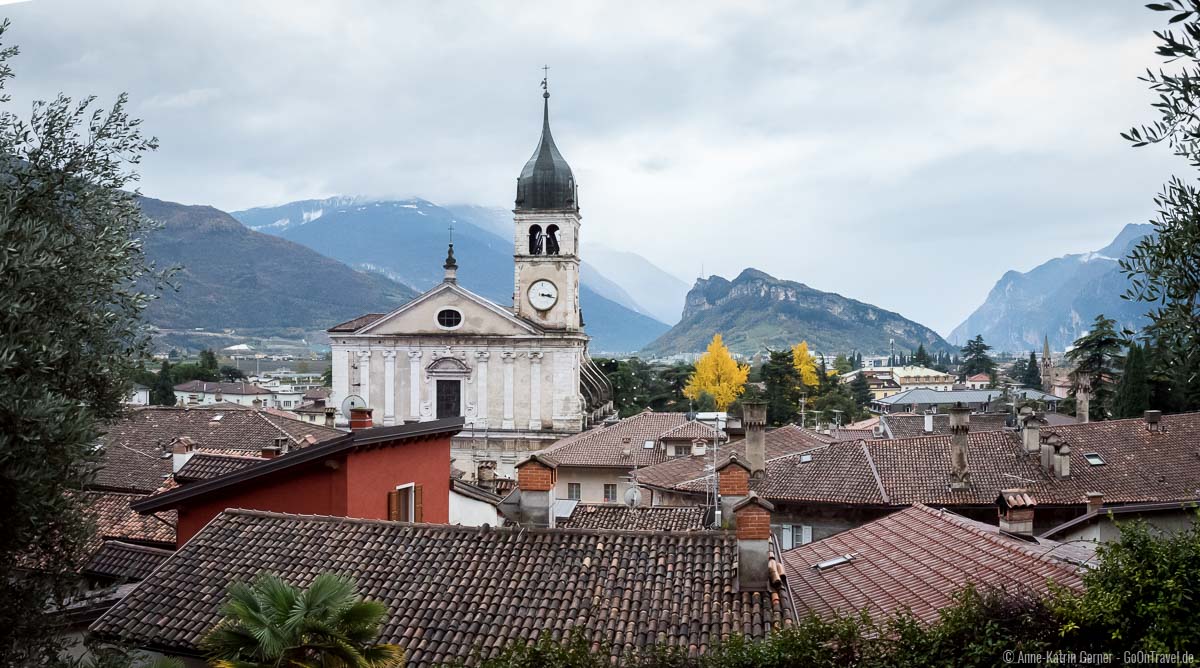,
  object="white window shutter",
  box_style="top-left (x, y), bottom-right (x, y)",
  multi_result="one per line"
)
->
top-left (781, 525), bottom-right (793, 550)
top-left (801, 525), bottom-right (813, 545)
